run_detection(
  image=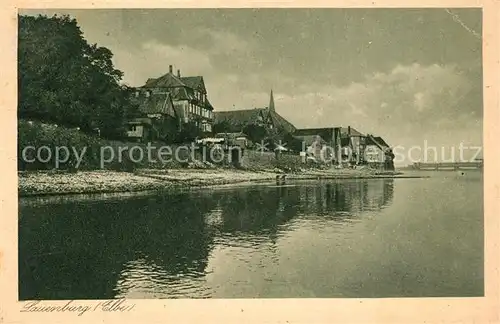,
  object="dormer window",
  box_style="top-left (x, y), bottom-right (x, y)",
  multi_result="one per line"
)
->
top-left (135, 91), bottom-right (139, 97)
top-left (145, 91), bottom-right (151, 98)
